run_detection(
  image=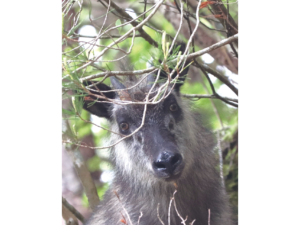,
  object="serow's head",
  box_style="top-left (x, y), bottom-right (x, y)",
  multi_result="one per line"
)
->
top-left (83, 49), bottom-right (190, 182)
